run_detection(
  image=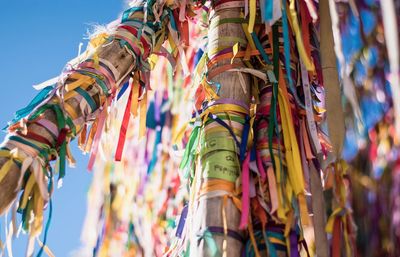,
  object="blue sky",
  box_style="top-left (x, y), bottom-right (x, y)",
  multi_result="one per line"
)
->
top-left (0, 1), bottom-right (126, 256)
